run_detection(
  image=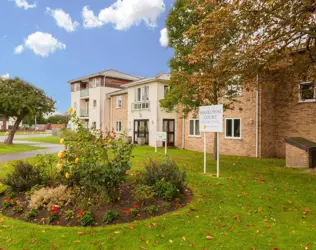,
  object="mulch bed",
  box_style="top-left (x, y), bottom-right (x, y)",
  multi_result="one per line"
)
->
top-left (0, 184), bottom-right (193, 227)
